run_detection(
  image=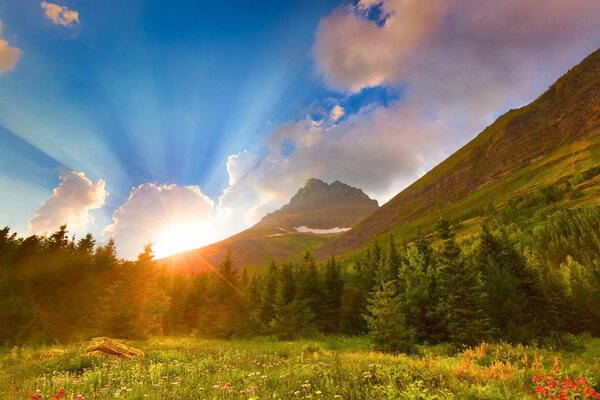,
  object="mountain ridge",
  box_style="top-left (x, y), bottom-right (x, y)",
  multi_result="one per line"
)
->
top-left (317, 47), bottom-right (600, 257)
